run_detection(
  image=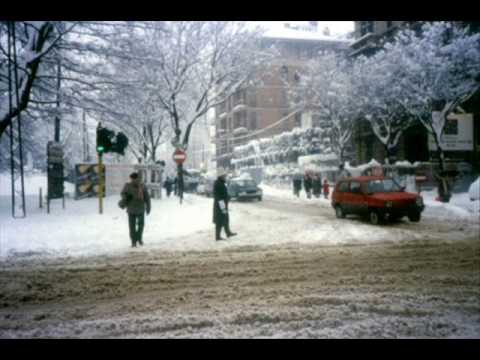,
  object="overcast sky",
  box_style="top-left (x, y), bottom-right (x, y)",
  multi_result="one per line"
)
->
top-left (251, 21), bottom-right (355, 36)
